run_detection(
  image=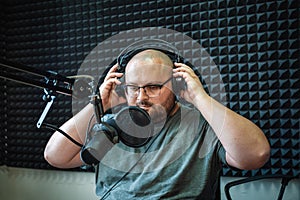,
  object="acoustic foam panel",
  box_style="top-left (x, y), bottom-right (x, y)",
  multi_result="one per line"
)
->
top-left (0, 0), bottom-right (299, 177)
